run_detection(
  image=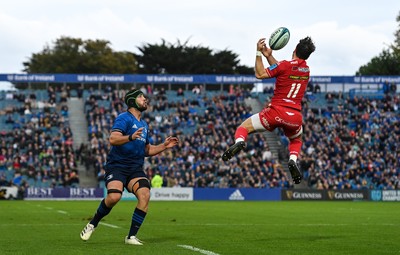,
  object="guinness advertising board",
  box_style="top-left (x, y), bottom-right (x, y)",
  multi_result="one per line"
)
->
top-left (282, 190), bottom-right (324, 200)
top-left (326, 190), bottom-right (368, 201)
top-left (282, 189), bottom-right (369, 201)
